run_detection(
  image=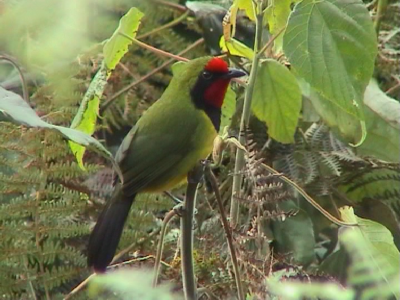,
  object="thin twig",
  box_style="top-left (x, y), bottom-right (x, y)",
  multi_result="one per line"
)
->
top-left (258, 26), bottom-right (286, 56)
top-left (111, 227), bottom-right (160, 264)
top-left (63, 274), bottom-right (96, 300)
top-left (153, 209), bottom-right (178, 286)
top-left (385, 75), bottom-right (400, 95)
top-left (259, 162), bottom-right (358, 227)
top-left (100, 38), bottom-right (204, 113)
top-left (205, 165), bottom-right (245, 300)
